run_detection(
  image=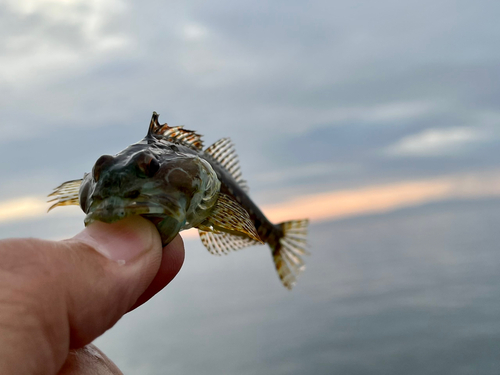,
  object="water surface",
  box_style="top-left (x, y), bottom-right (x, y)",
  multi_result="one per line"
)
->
top-left (95, 198), bottom-right (500, 374)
